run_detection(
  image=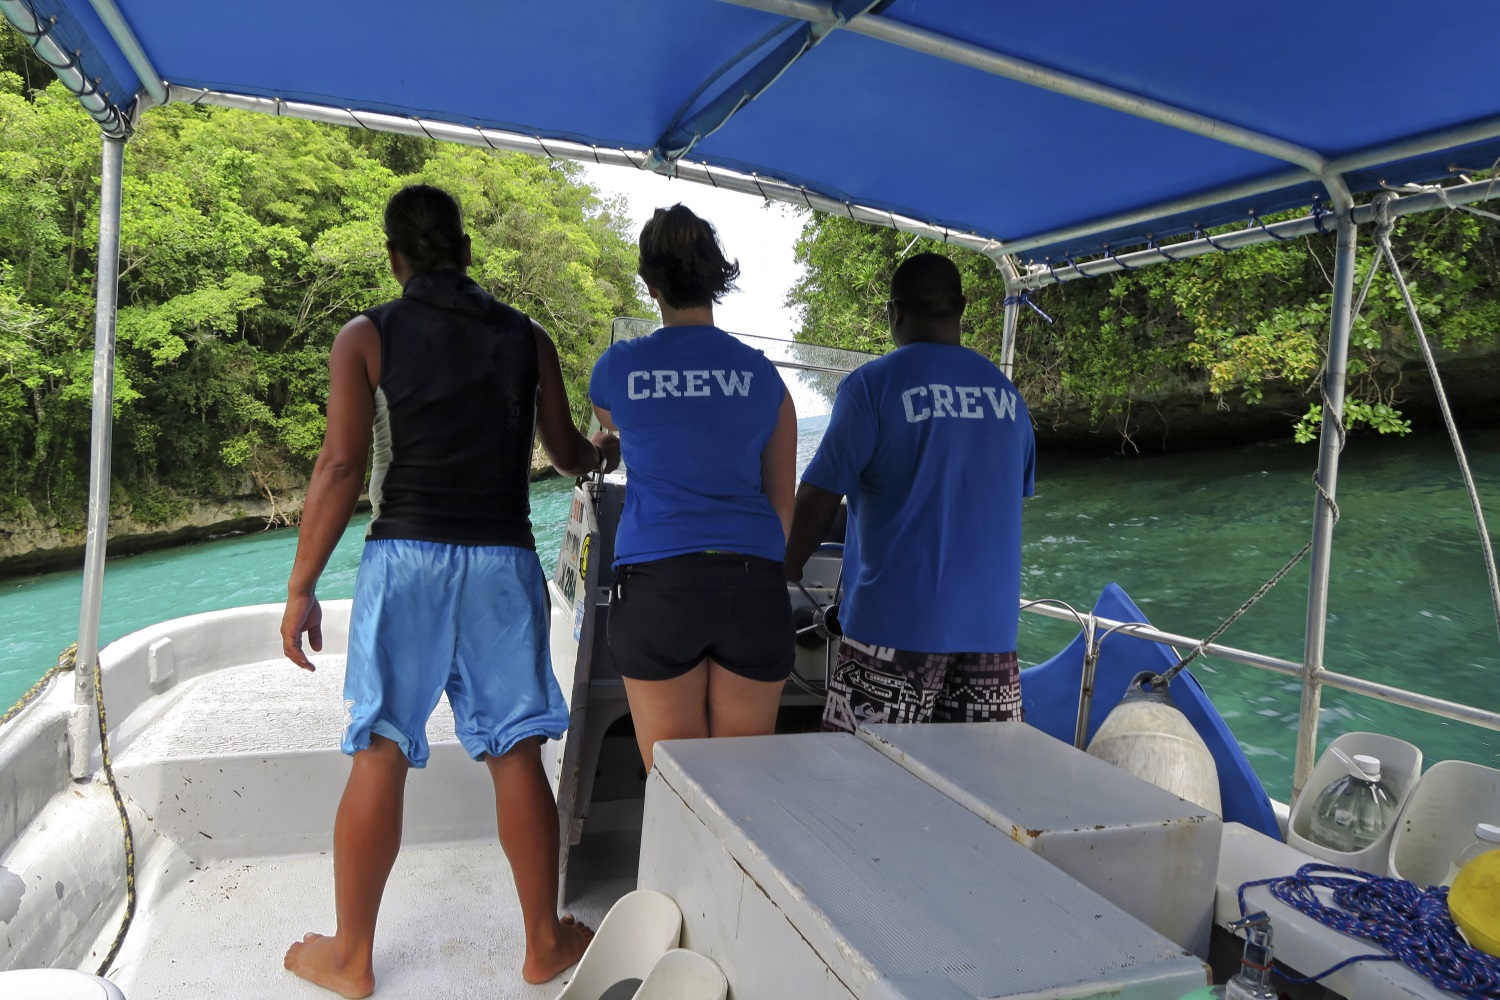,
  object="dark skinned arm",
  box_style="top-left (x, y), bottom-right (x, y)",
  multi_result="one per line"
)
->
top-left (280, 316), bottom-right (378, 671)
top-left (785, 481), bottom-right (844, 583)
top-left (762, 392), bottom-right (798, 541)
top-left (534, 320), bottom-right (619, 476)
